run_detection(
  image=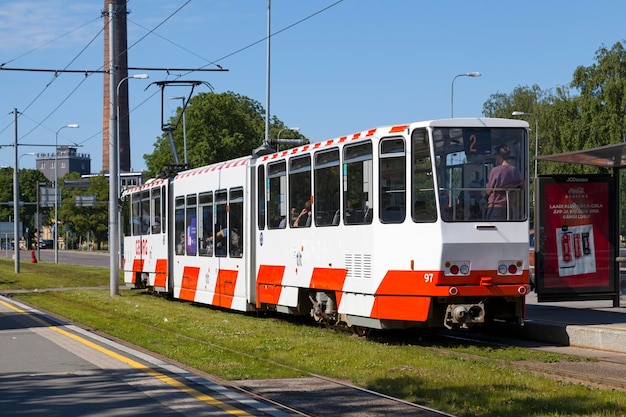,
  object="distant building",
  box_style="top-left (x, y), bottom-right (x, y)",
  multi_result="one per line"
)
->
top-left (81, 171), bottom-right (145, 191)
top-left (36, 146), bottom-right (91, 182)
